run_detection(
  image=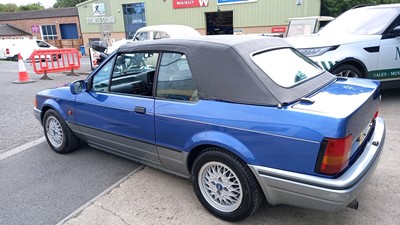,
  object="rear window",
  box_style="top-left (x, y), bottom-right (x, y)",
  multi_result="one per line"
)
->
top-left (252, 48), bottom-right (323, 87)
